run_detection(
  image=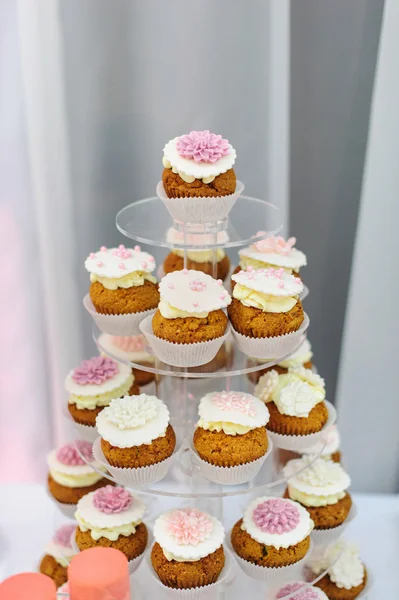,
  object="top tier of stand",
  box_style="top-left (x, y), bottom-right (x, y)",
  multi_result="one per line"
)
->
top-left (116, 194), bottom-right (282, 249)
